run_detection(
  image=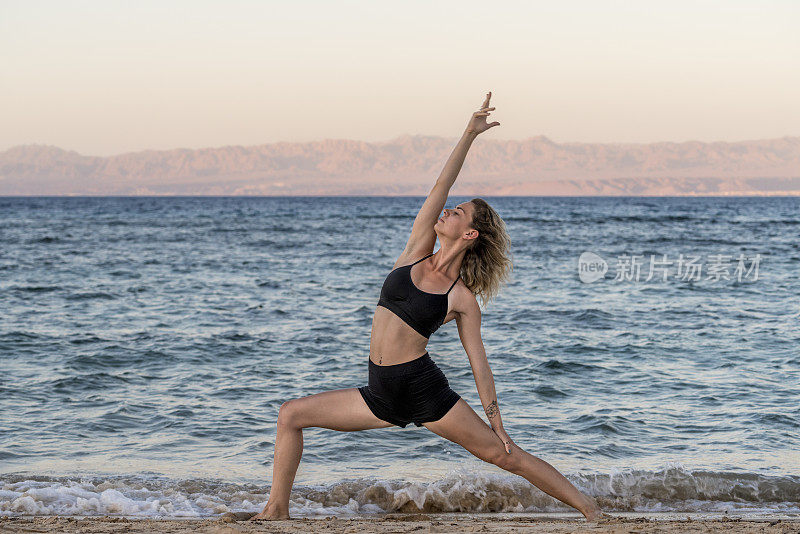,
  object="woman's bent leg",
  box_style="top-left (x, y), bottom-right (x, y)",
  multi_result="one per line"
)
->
top-left (254, 388), bottom-right (393, 520)
top-left (423, 399), bottom-right (604, 520)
